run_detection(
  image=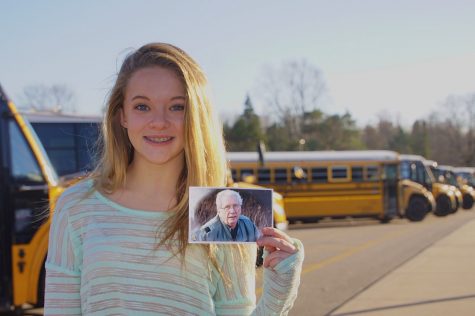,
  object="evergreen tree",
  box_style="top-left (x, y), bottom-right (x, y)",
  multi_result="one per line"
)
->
top-left (225, 95), bottom-right (265, 151)
top-left (410, 120), bottom-right (430, 157)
